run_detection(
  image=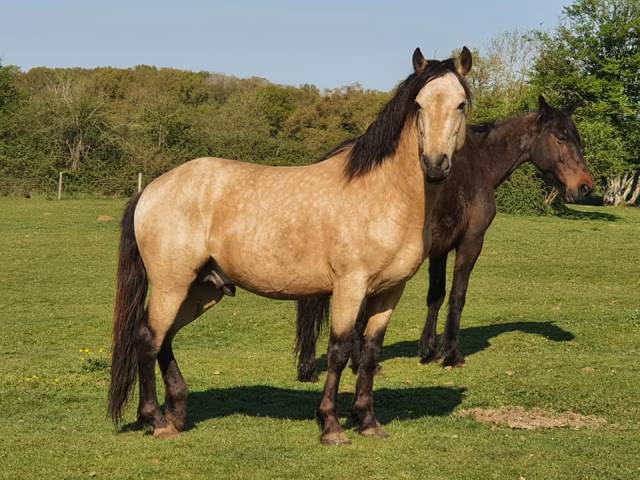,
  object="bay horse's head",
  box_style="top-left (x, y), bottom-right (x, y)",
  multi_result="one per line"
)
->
top-left (531, 95), bottom-right (594, 202)
top-left (413, 47), bottom-right (472, 182)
